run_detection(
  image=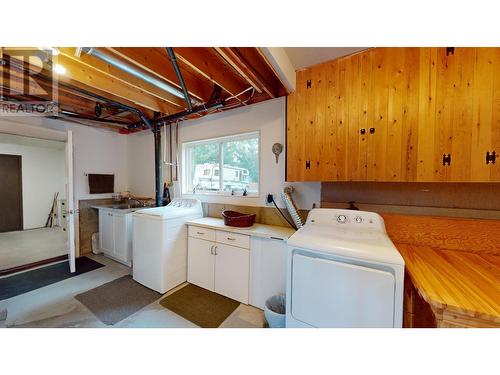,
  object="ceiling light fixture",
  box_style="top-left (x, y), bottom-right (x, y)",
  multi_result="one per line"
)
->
top-left (53, 63), bottom-right (66, 75)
